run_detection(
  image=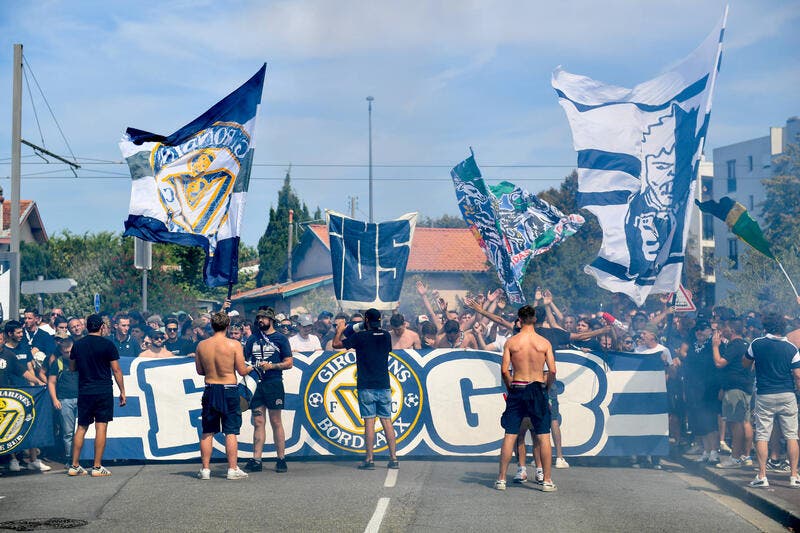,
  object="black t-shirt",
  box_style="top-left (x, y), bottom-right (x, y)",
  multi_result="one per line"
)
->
top-left (47, 355), bottom-right (79, 399)
top-left (538, 327), bottom-right (571, 350)
top-left (746, 334), bottom-right (800, 395)
top-left (685, 338), bottom-right (717, 386)
top-left (70, 335), bottom-right (120, 395)
top-left (342, 327), bottom-right (392, 390)
top-left (0, 347), bottom-right (25, 387)
top-left (24, 328), bottom-right (56, 358)
top-left (720, 338), bottom-right (753, 393)
top-left (244, 331), bottom-right (292, 383)
top-left (165, 338), bottom-right (195, 356)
